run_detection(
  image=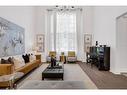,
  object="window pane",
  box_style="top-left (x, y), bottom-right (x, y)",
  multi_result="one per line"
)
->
top-left (56, 12), bottom-right (77, 54)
